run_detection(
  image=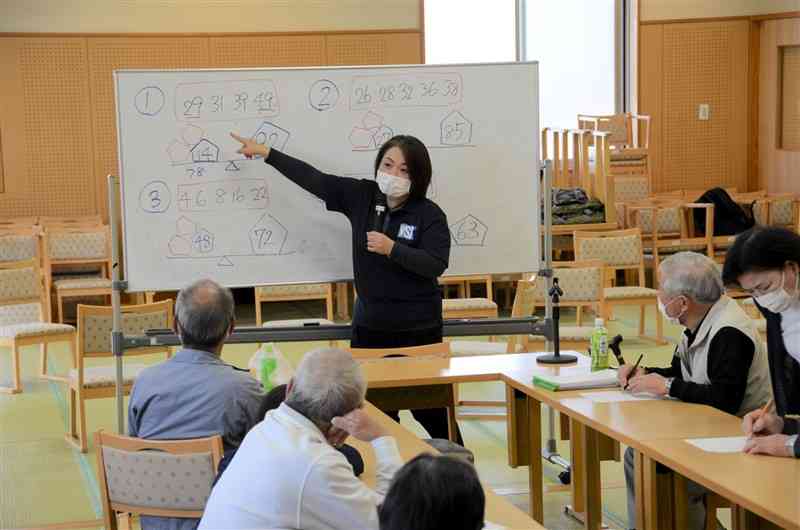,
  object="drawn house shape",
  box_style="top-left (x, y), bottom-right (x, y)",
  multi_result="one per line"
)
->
top-left (190, 139), bottom-right (220, 163)
top-left (440, 111), bottom-right (473, 146)
top-left (252, 122), bottom-right (290, 151)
